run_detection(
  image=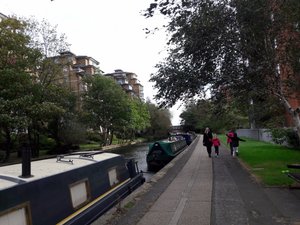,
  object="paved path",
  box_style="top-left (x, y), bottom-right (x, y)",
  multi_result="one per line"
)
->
top-left (93, 136), bottom-right (300, 225)
top-left (137, 136), bottom-right (212, 225)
